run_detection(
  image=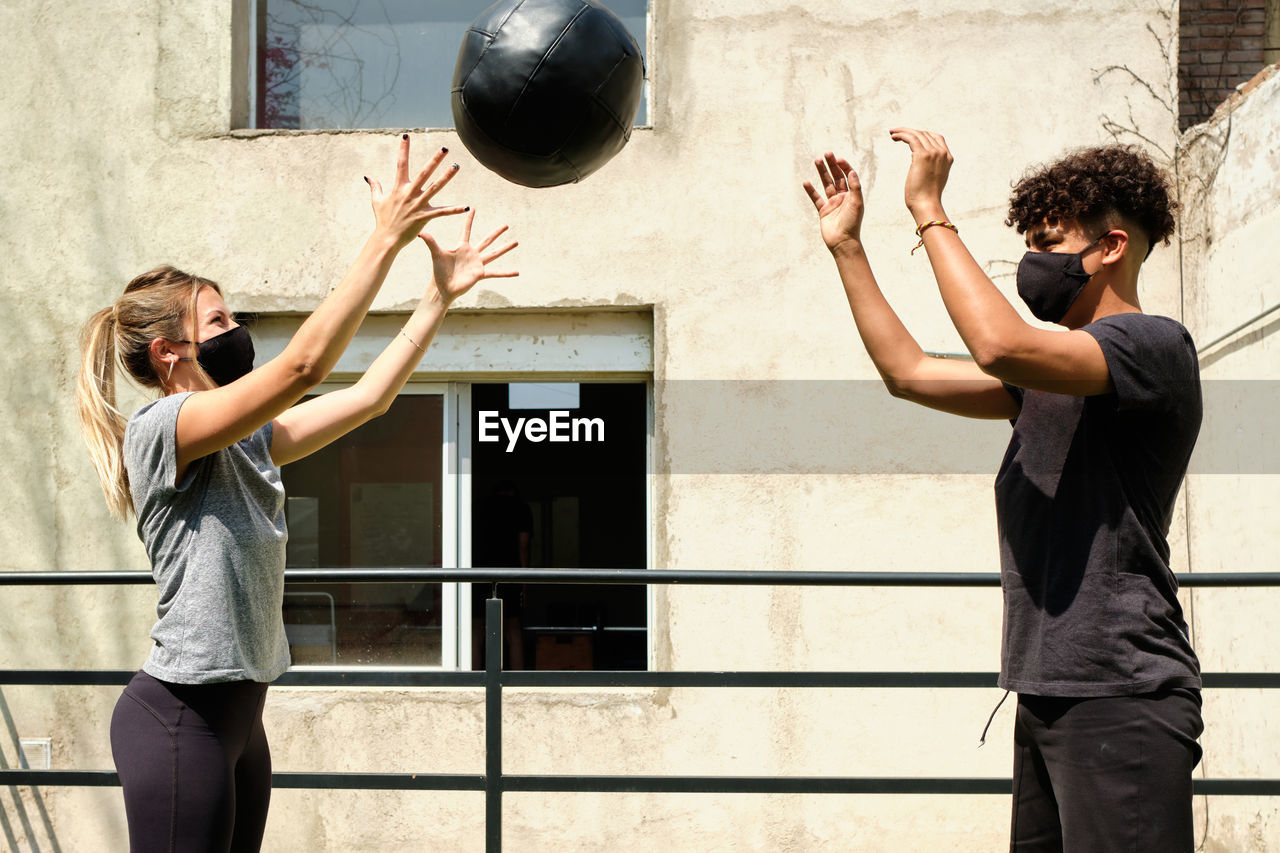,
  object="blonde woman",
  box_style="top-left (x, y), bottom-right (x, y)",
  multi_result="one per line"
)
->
top-left (77, 138), bottom-right (516, 852)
